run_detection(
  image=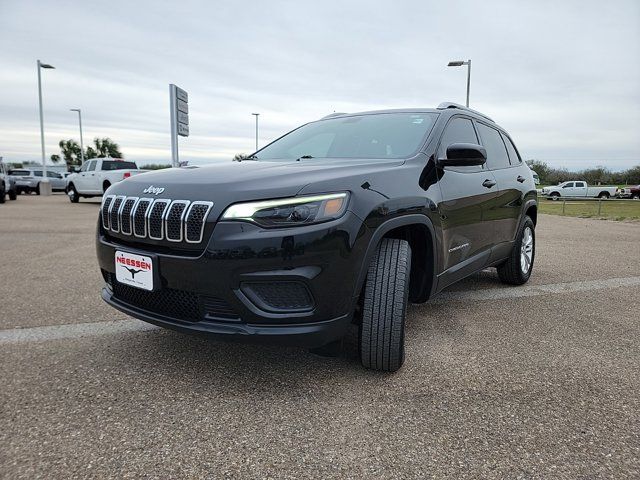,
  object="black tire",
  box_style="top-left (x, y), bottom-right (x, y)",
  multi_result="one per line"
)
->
top-left (549, 192), bottom-right (560, 201)
top-left (9, 188), bottom-right (17, 200)
top-left (360, 238), bottom-right (411, 372)
top-left (0, 183), bottom-right (5, 204)
top-left (35, 183), bottom-right (41, 195)
top-left (68, 183), bottom-right (80, 203)
top-left (632, 194), bottom-right (640, 200)
top-left (497, 216), bottom-right (535, 285)
top-left (103, 181), bottom-right (111, 193)
top-left (598, 192), bottom-right (610, 199)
